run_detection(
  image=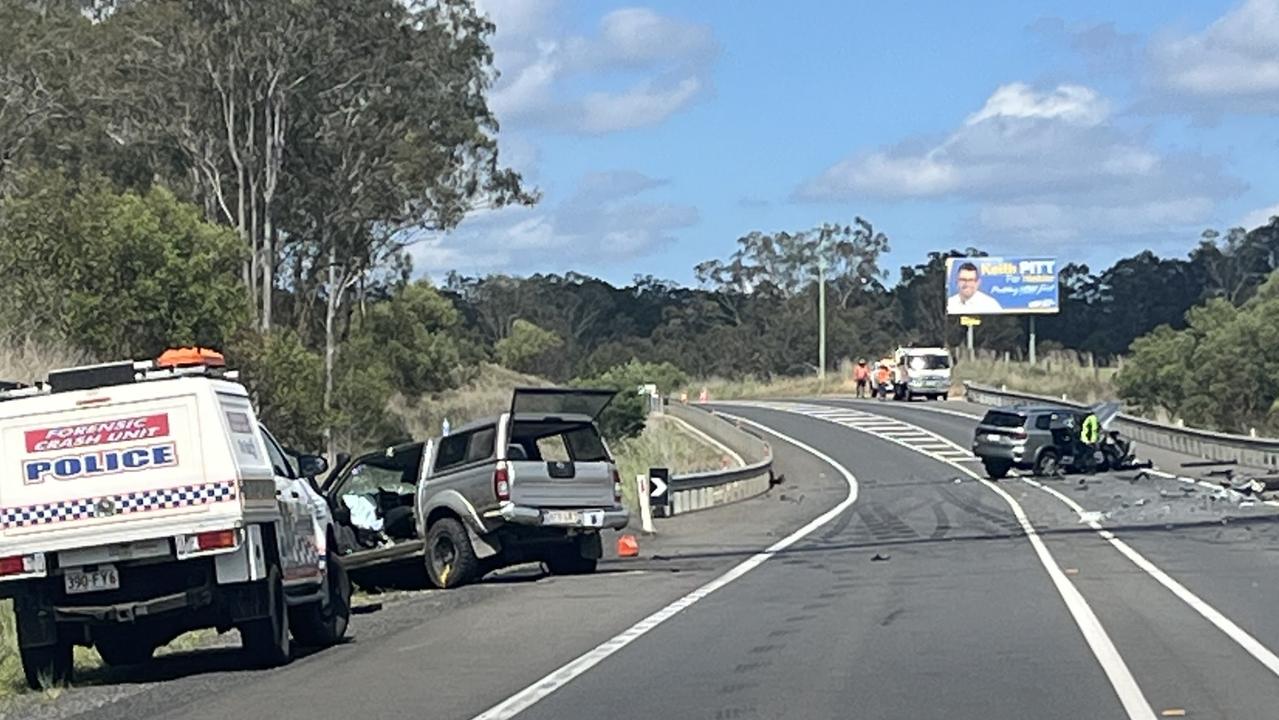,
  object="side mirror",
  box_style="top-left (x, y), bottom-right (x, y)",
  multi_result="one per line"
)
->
top-left (297, 454), bottom-right (329, 478)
